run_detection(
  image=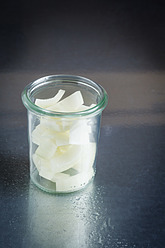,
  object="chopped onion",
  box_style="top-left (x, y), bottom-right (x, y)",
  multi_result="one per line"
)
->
top-left (55, 168), bottom-right (94, 192)
top-left (50, 145), bottom-right (82, 173)
top-left (35, 89), bottom-right (65, 108)
top-left (69, 120), bottom-right (91, 144)
top-left (73, 143), bottom-right (96, 172)
top-left (35, 138), bottom-right (57, 159)
top-left (32, 89), bottom-right (97, 191)
top-left (47, 91), bottom-right (84, 112)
